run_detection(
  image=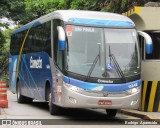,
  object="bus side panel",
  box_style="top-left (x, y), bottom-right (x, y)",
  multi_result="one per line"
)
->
top-left (9, 55), bottom-right (18, 94)
top-left (19, 52), bottom-right (52, 101)
top-left (48, 56), bottom-right (64, 106)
